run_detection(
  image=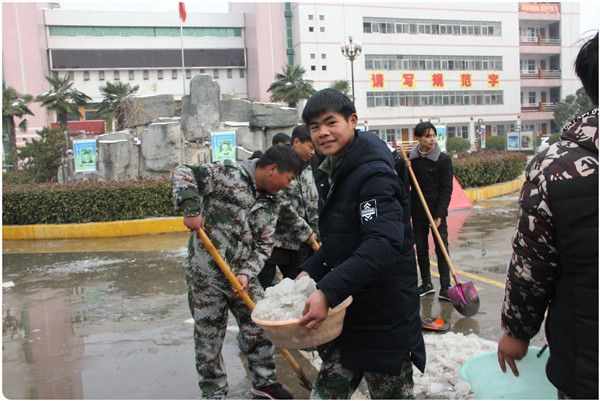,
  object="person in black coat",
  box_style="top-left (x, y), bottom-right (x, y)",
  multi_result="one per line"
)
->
top-left (408, 121), bottom-right (454, 301)
top-left (297, 89), bottom-right (425, 399)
